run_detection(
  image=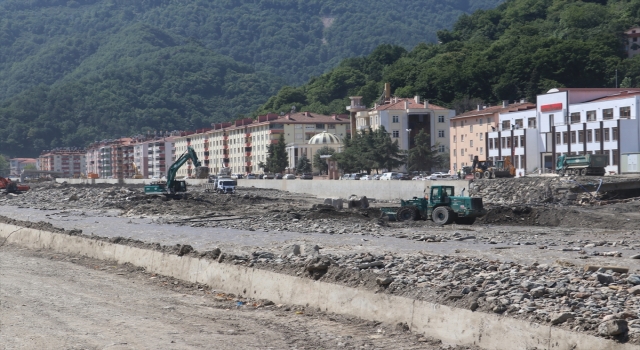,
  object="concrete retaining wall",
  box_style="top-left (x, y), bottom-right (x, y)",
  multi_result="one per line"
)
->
top-left (1, 223), bottom-right (637, 350)
top-left (55, 178), bottom-right (471, 200)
